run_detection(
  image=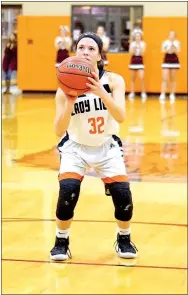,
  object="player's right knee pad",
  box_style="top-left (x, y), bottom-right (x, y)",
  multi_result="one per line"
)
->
top-left (56, 178), bottom-right (81, 221)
